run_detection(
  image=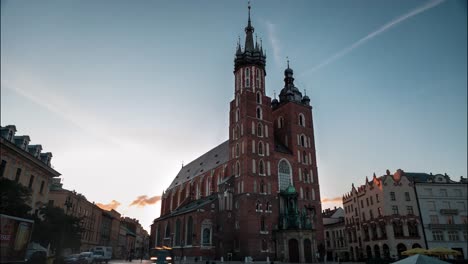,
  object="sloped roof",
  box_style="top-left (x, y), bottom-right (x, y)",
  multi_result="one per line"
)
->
top-left (167, 140), bottom-right (229, 190)
top-left (157, 195), bottom-right (217, 221)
